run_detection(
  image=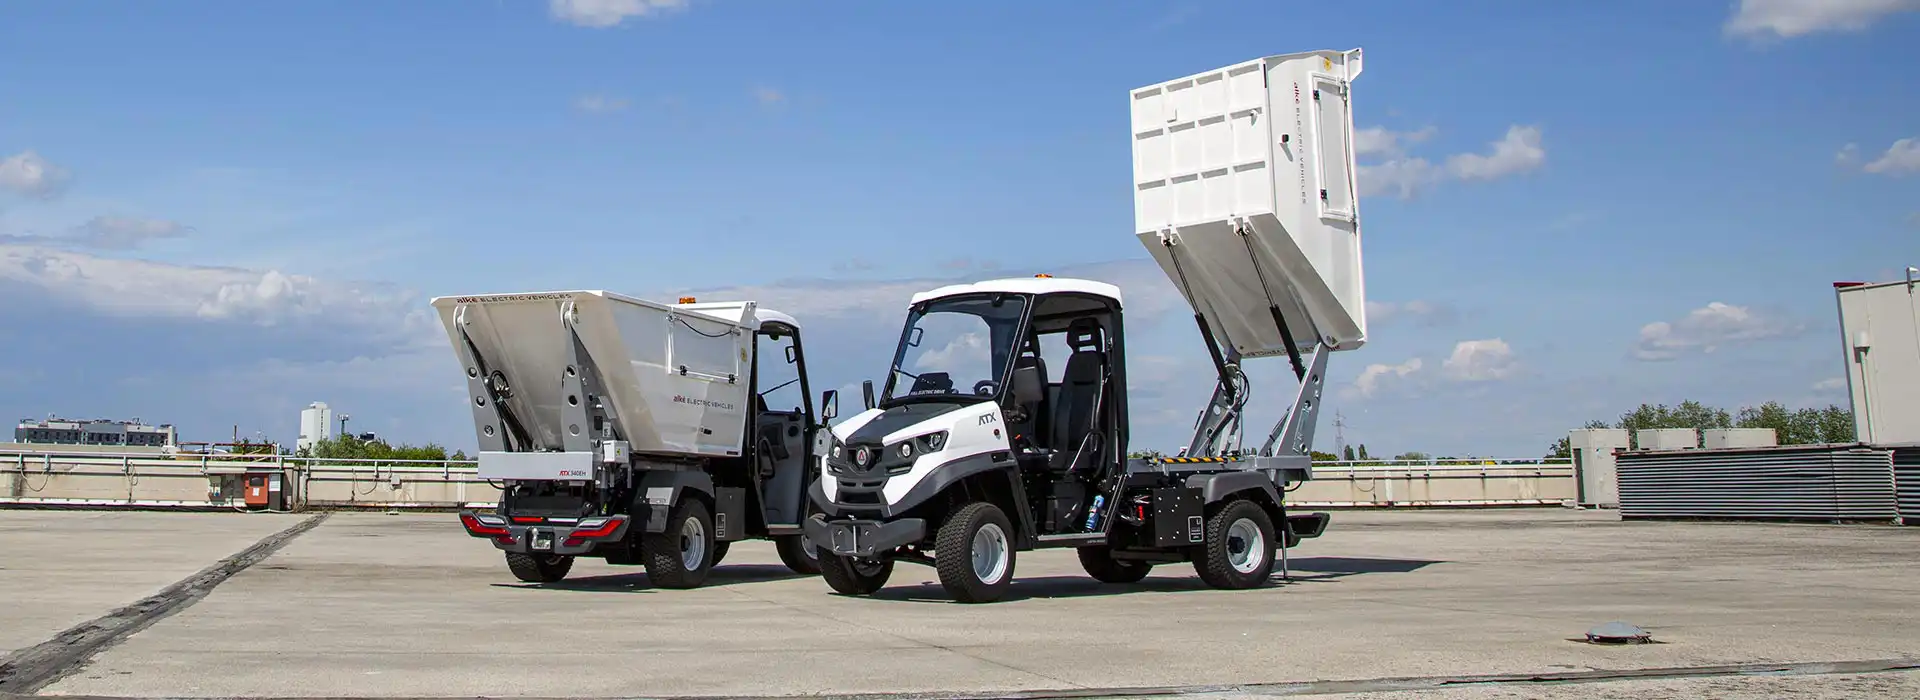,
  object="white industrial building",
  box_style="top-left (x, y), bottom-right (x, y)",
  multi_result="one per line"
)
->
top-left (1835, 271), bottom-right (1919, 446)
top-left (298, 402), bottom-right (335, 452)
